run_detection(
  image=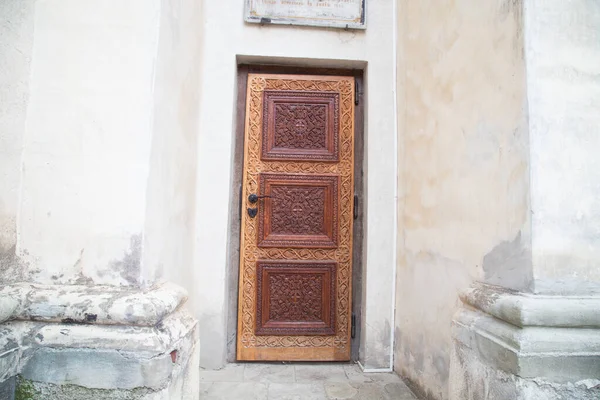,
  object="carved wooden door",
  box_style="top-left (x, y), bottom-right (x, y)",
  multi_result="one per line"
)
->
top-left (237, 74), bottom-right (355, 361)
